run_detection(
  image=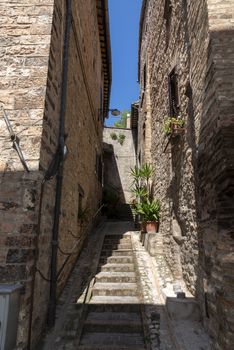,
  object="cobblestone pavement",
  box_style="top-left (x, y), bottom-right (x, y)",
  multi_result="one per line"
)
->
top-left (39, 221), bottom-right (176, 350)
top-left (131, 232), bottom-right (175, 350)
